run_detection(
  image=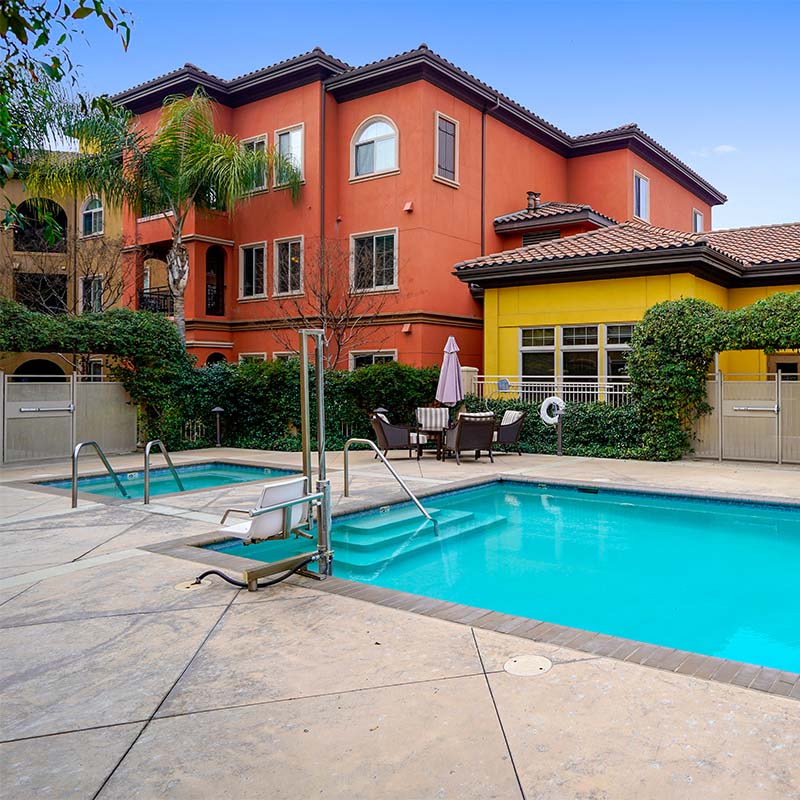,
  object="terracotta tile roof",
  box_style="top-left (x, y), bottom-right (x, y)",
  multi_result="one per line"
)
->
top-left (494, 201), bottom-right (617, 225)
top-left (454, 220), bottom-right (800, 272)
top-left (704, 222), bottom-right (800, 266)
